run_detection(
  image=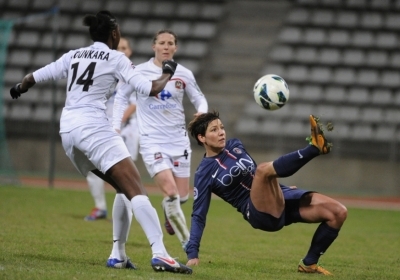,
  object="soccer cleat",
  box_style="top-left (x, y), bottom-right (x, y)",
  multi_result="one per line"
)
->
top-left (151, 256), bottom-right (193, 274)
top-left (308, 115), bottom-right (332, 154)
top-left (84, 208), bottom-right (107, 221)
top-left (163, 209), bottom-right (175, 235)
top-left (298, 259), bottom-right (332, 275)
top-left (106, 258), bottom-right (137, 269)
